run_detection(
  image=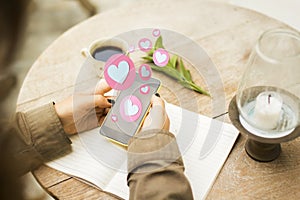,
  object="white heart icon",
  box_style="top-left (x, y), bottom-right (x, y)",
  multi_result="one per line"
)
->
top-left (141, 86), bottom-right (149, 93)
top-left (124, 99), bottom-right (139, 116)
top-left (140, 40), bottom-right (150, 49)
top-left (141, 66), bottom-right (150, 77)
top-left (128, 45), bottom-right (135, 53)
top-left (153, 31), bottom-right (159, 36)
top-left (107, 61), bottom-right (129, 84)
top-left (155, 52), bottom-right (167, 63)
top-left (111, 115), bottom-right (117, 122)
